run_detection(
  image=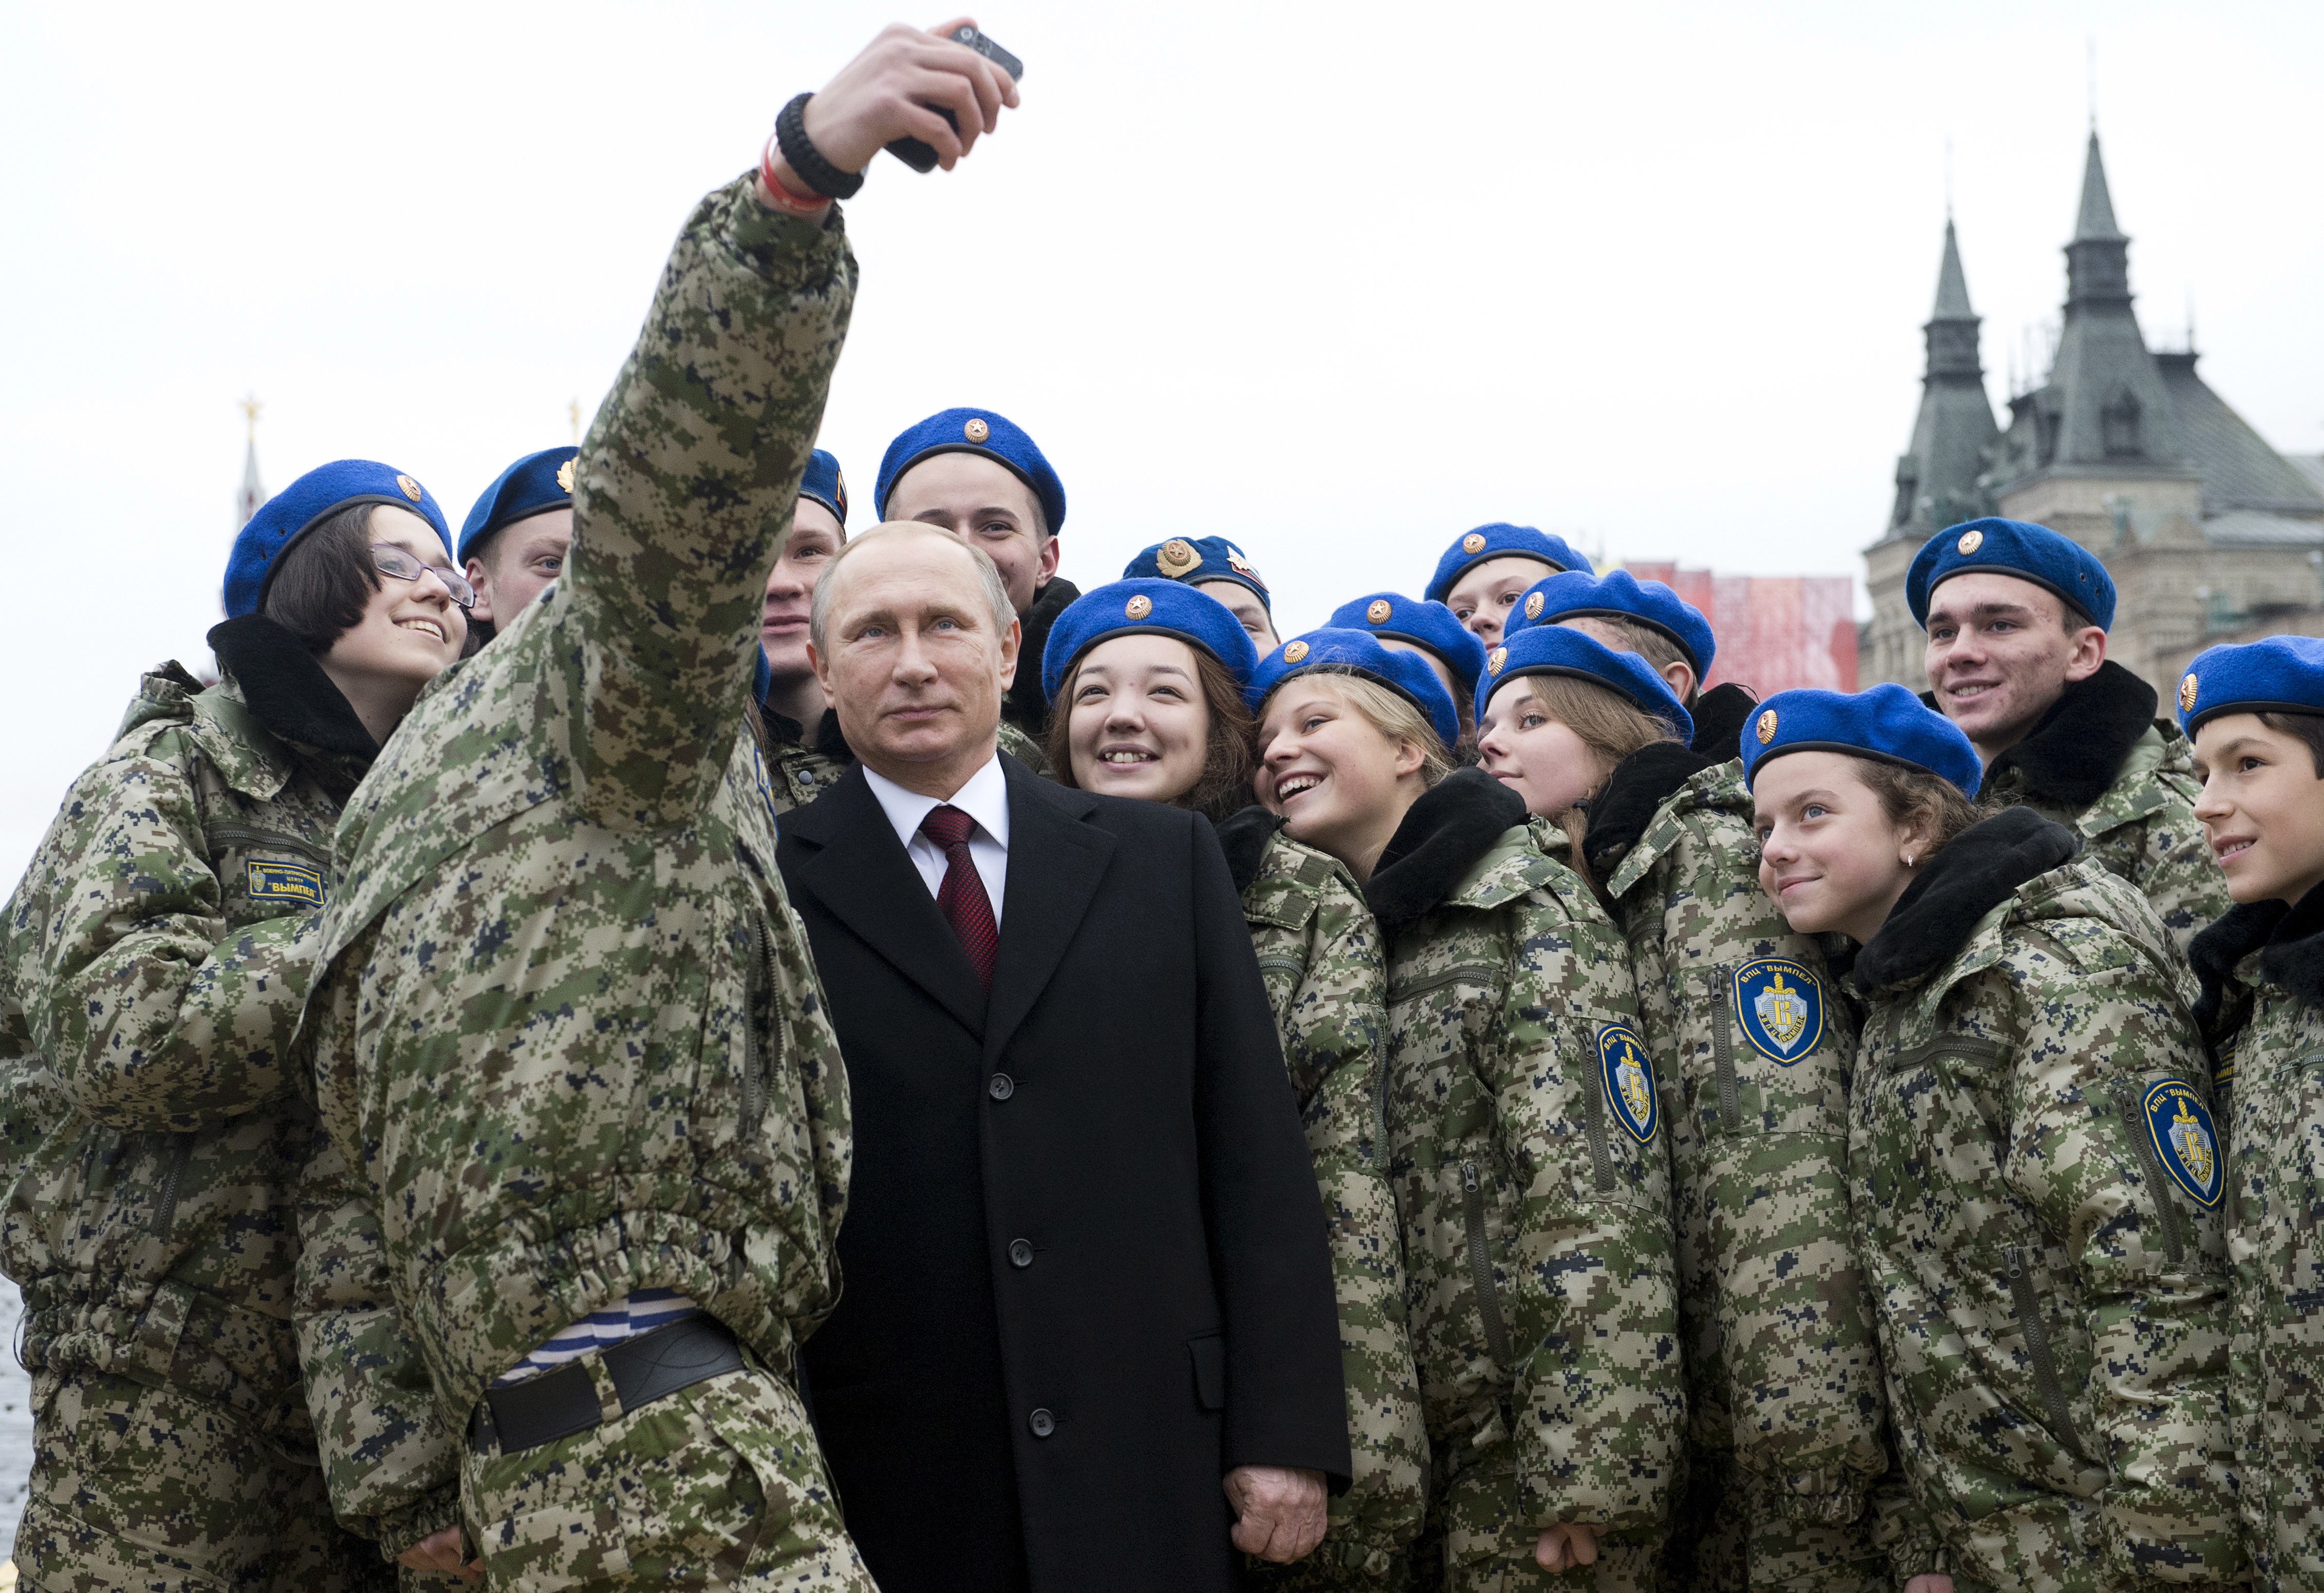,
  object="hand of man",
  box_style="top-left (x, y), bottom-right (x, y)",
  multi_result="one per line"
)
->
top-left (799, 16), bottom-right (1021, 176)
top-left (398, 1527), bottom-right (484, 1584)
top-left (1904, 1577), bottom-right (1955, 1593)
top-left (1223, 1465), bottom-right (1328, 1563)
top-left (1535, 1522), bottom-right (1601, 1572)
